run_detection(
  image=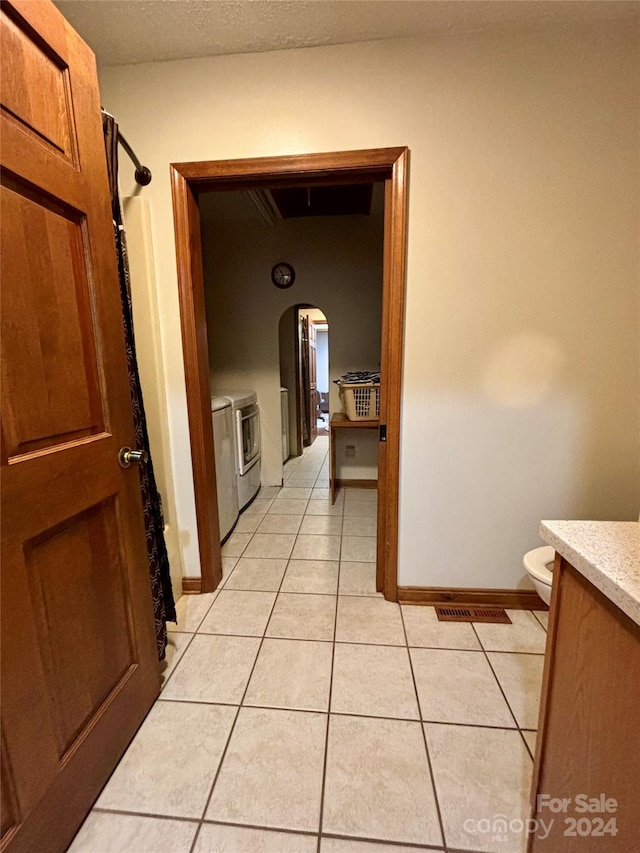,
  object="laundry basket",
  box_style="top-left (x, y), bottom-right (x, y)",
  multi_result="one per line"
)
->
top-left (340, 383), bottom-right (380, 421)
